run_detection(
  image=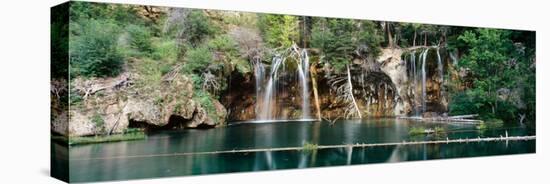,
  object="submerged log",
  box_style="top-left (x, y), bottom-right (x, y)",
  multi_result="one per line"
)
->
top-left (447, 114), bottom-right (479, 119)
top-left (72, 135), bottom-right (536, 161)
top-left (398, 114), bottom-right (483, 124)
